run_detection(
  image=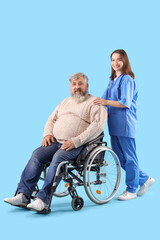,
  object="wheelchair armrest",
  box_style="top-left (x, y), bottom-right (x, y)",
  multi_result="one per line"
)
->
top-left (75, 132), bottom-right (105, 168)
top-left (83, 132), bottom-right (104, 147)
